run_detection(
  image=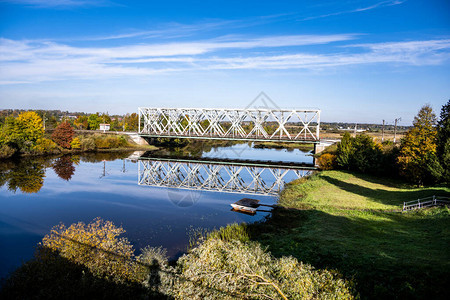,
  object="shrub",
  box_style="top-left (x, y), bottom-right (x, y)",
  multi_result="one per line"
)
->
top-left (118, 135), bottom-right (129, 147)
top-left (176, 237), bottom-right (354, 299)
top-left (105, 136), bottom-right (119, 148)
top-left (80, 137), bottom-right (96, 151)
top-left (32, 138), bottom-right (58, 155)
top-left (207, 223), bottom-right (250, 243)
top-left (317, 153), bottom-right (336, 170)
top-left (70, 137), bottom-right (81, 149)
top-left (0, 144), bottom-right (16, 159)
top-left (94, 136), bottom-right (109, 149)
top-left (52, 122), bottom-right (74, 149)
